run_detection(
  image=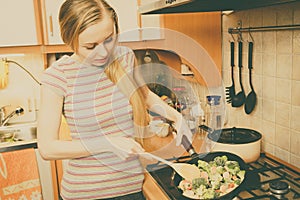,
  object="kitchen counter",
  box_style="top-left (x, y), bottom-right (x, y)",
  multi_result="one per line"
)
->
top-left (0, 139), bottom-right (37, 153)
